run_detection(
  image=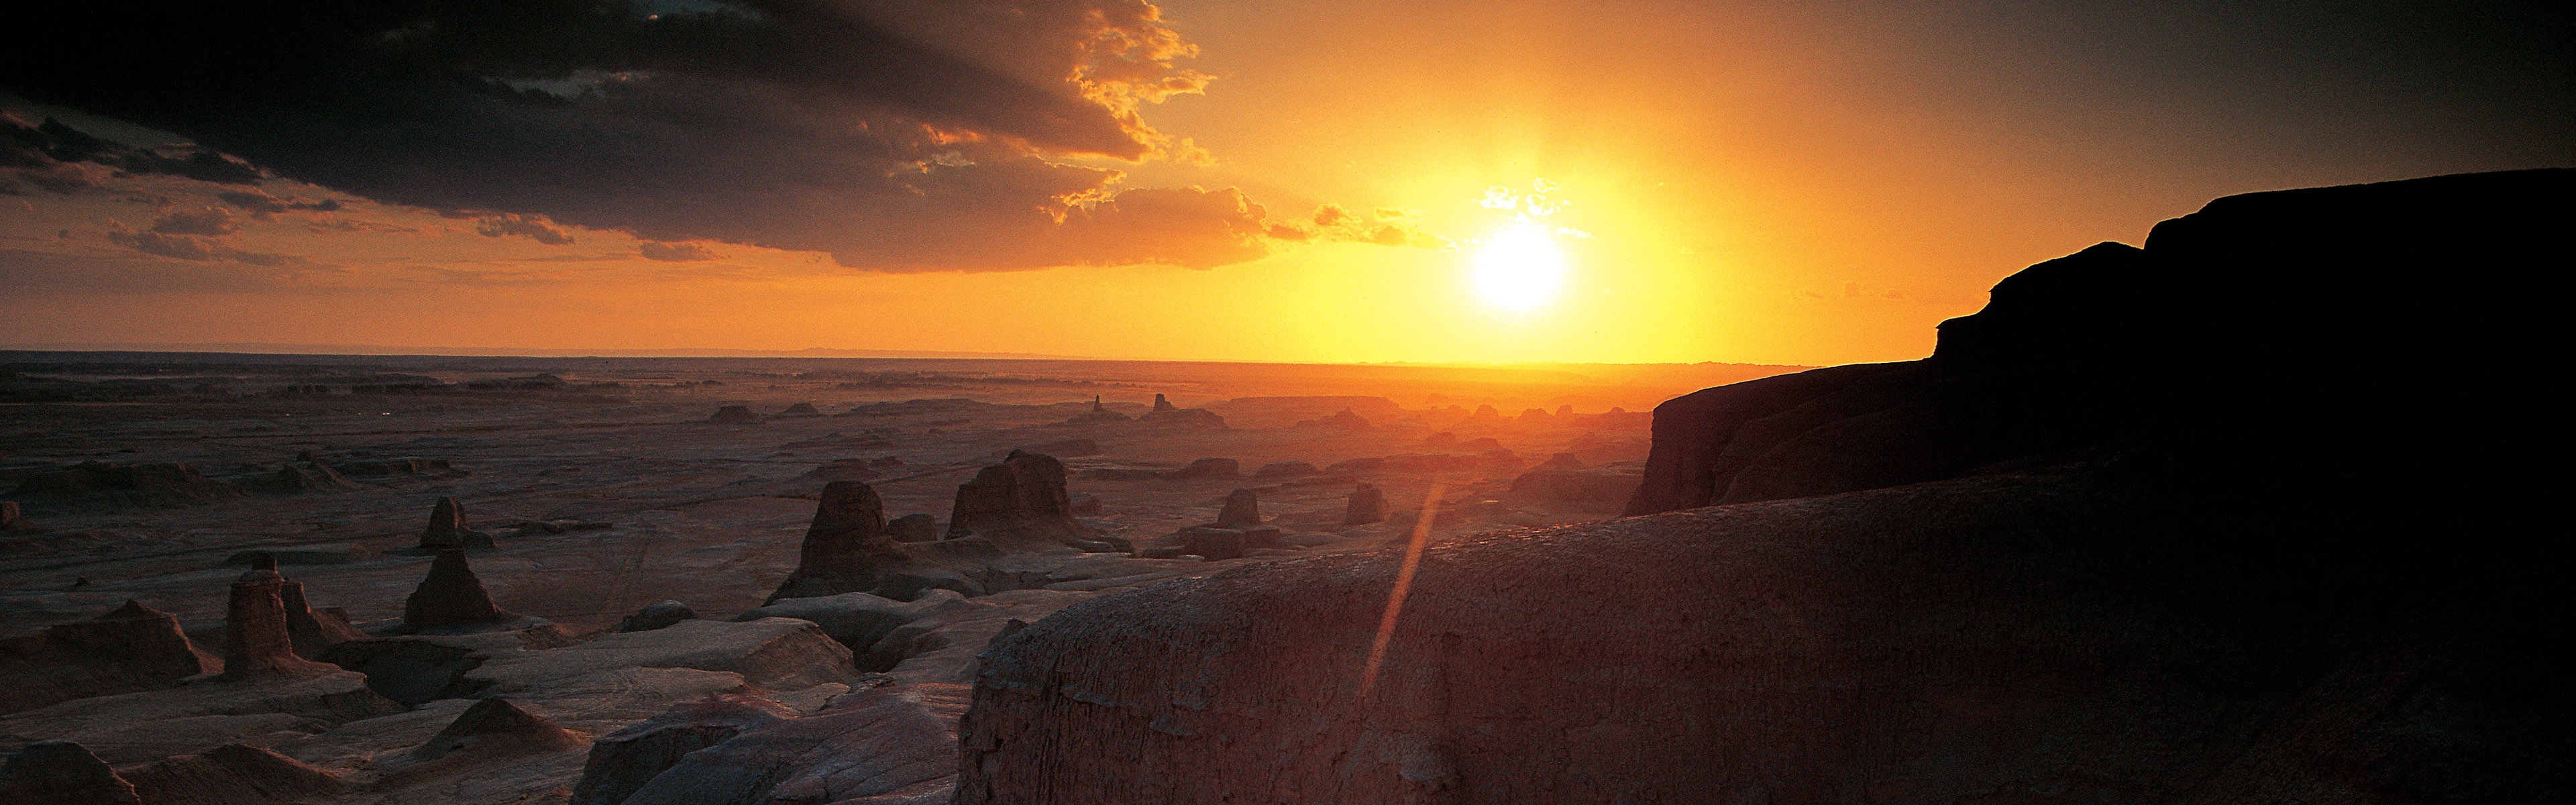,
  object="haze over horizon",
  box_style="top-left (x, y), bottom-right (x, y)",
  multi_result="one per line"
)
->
top-left (5, 1), bottom-right (2568, 366)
